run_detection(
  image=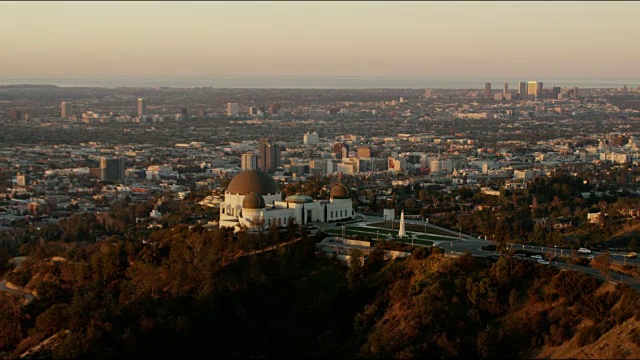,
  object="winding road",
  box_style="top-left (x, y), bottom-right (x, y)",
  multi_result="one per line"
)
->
top-left (0, 279), bottom-right (35, 303)
top-left (354, 214), bottom-right (640, 290)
